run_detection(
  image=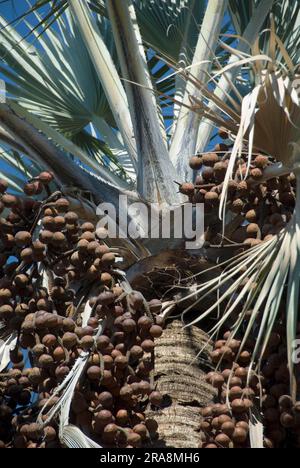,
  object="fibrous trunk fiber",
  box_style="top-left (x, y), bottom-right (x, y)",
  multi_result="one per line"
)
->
top-left (146, 321), bottom-right (216, 448)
